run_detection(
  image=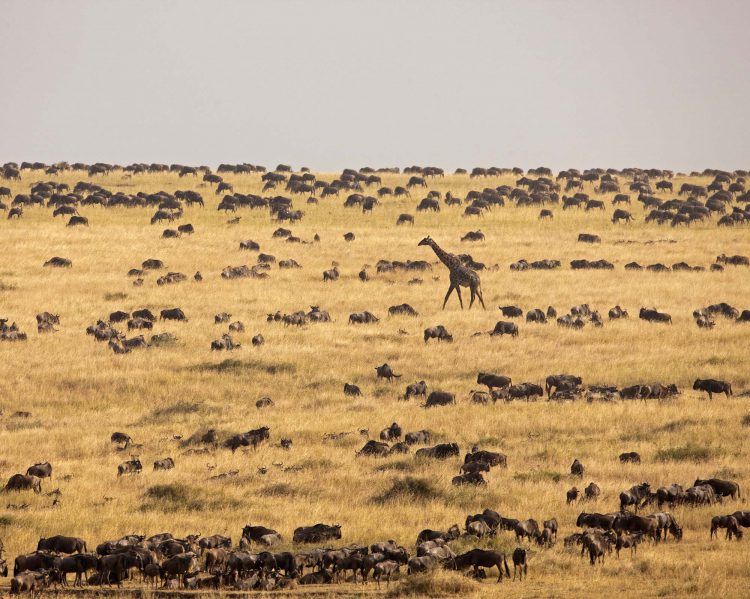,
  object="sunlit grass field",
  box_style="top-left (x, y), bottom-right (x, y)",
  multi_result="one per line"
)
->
top-left (0, 168), bottom-right (749, 597)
